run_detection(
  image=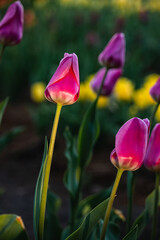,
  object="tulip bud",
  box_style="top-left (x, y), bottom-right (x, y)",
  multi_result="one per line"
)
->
top-left (150, 78), bottom-right (160, 103)
top-left (144, 124), bottom-right (160, 172)
top-left (98, 33), bottom-right (125, 69)
top-left (45, 53), bottom-right (80, 105)
top-left (110, 117), bottom-right (149, 171)
top-left (0, 1), bottom-right (24, 46)
top-left (90, 67), bottom-right (122, 96)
